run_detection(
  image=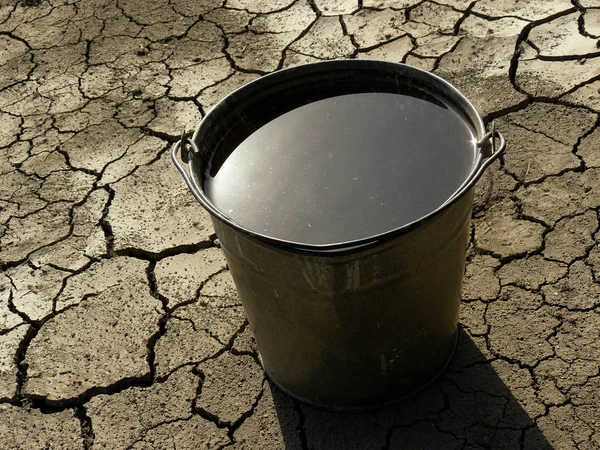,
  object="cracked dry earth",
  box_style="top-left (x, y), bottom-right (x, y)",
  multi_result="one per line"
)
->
top-left (1, 0), bottom-right (600, 449)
